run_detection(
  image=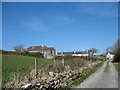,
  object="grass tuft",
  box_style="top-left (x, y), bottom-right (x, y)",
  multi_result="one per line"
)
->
top-left (104, 61), bottom-right (109, 72)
